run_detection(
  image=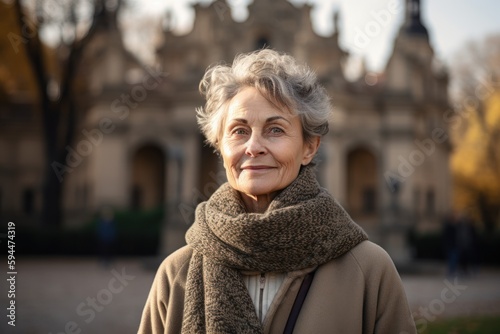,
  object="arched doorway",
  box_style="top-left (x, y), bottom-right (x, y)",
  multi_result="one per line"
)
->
top-left (198, 135), bottom-right (223, 203)
top-left (255, 35), bottom-right (270, 49)
top-left (346, 147), bottom-right (378, 221)
top-left (131, 144), bottom-right (165, 210)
